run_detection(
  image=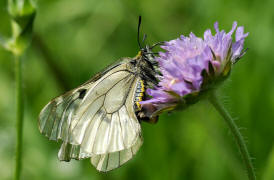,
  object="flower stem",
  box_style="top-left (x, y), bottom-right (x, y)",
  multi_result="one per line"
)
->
top-left (208, 91), bottom-right (256, 180)
top-left (14, 55), bottom-right (24, 180)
